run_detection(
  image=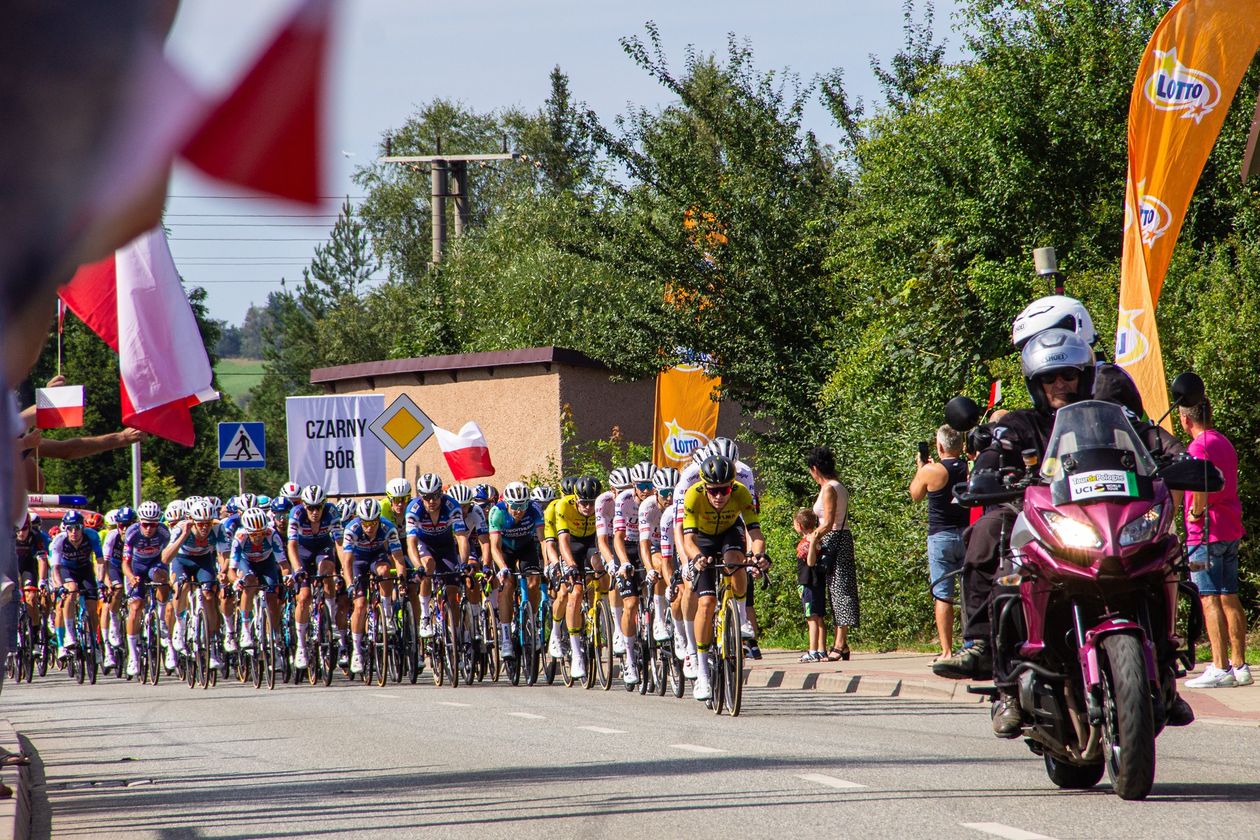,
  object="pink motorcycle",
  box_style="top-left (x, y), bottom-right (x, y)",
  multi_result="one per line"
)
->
top-left (955, 381), bottom-right (1221, 800)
